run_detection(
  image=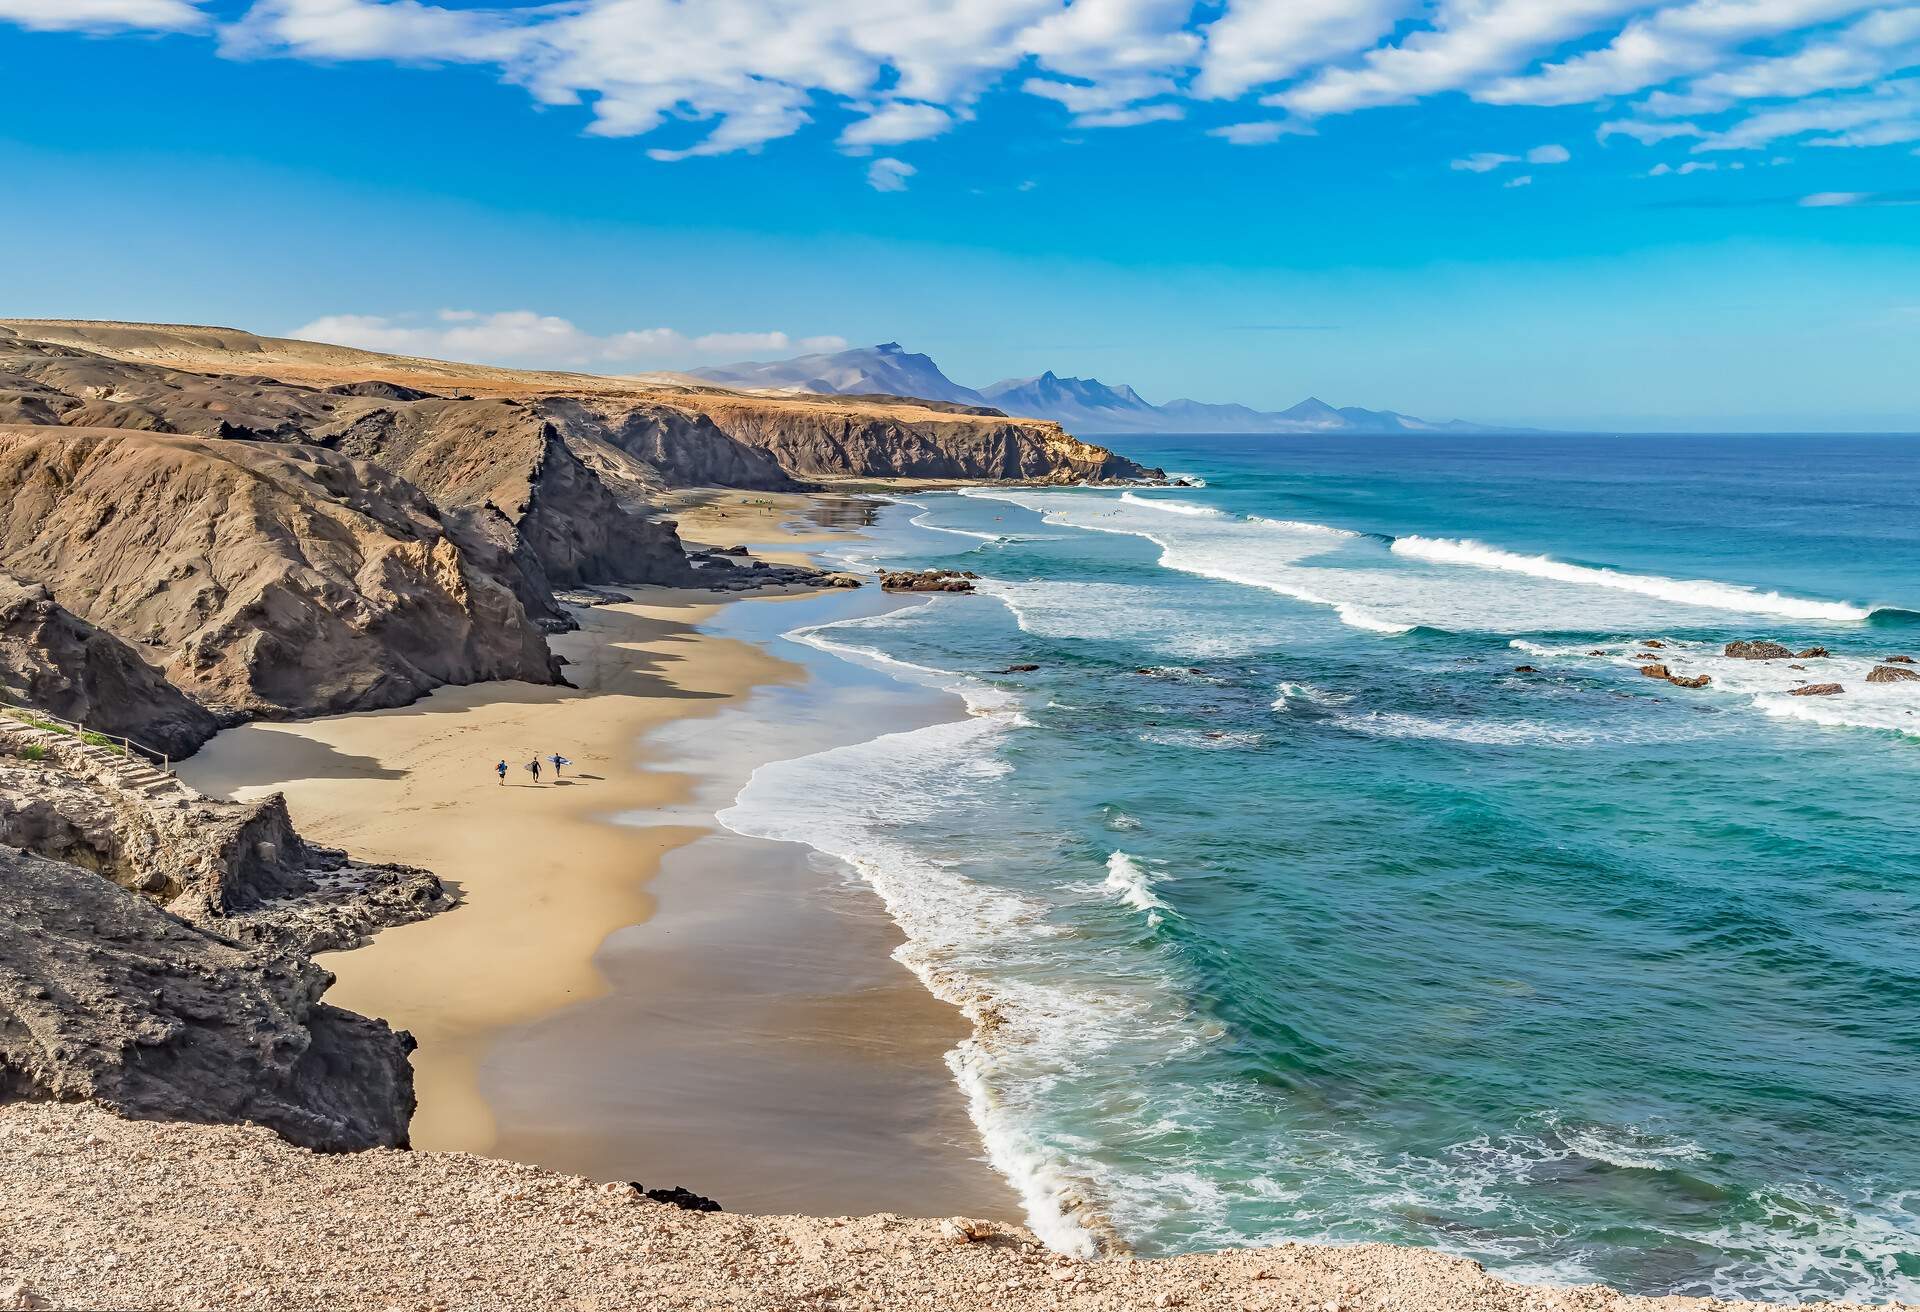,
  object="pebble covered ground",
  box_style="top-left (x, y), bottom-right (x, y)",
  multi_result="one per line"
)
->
top-left (0, 1104), bottom-right (1903, 1312)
